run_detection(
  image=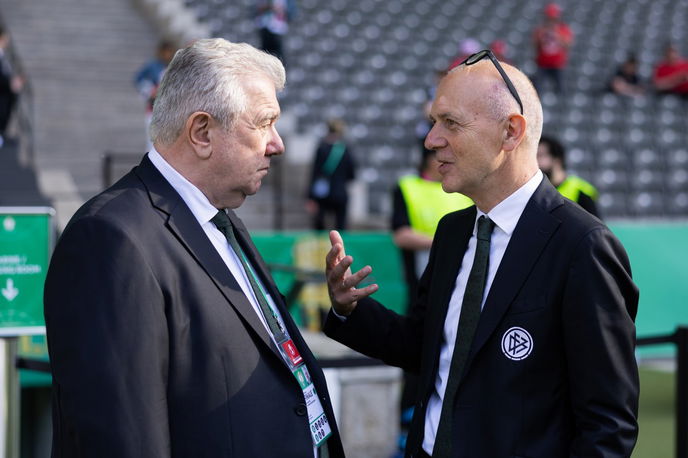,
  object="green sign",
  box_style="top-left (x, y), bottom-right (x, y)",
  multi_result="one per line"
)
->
top-left (0, 207), bottom-right (54, 336)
